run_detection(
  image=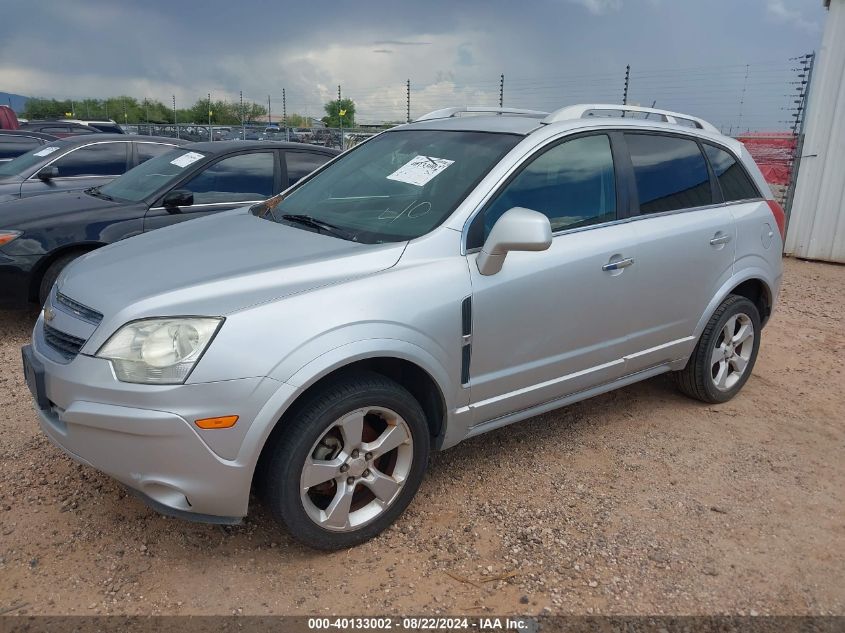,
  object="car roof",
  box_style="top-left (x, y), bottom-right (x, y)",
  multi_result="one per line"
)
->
top-left (0, 129), bottom-right (58, 140)
top-left (46, 134), bottom-right (189, 147)
top-left (182, 140), bottom-right (341, 154)
top-left (392, 115), bottom-right (543, 135)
